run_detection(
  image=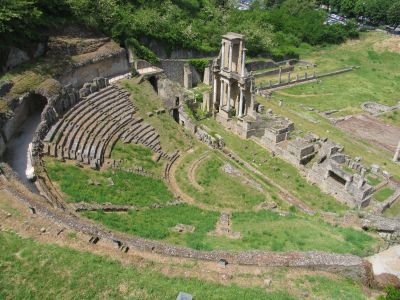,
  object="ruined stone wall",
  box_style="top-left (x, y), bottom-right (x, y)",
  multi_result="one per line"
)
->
top-left (60, 52), bottom-right (129, 88)
top-left (245, 60), bottom-right (277, 72)
top-left (156, 76), bottom-right (186, 109)
top-left (138, 37), bottom-right (217, 59)
top-left (253, 66), bottom-right (294, 78)
top-left (158, 60), bottom-right (202, 87)
top-left (1, 43), bottom-right (46, 73)
top-left (1, 168), bottom-right (370, 284)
